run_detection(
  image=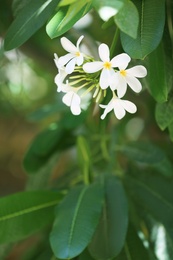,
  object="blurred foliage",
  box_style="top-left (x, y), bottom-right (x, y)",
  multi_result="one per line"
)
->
top-left (0, 0), bottom-right (173, 260)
